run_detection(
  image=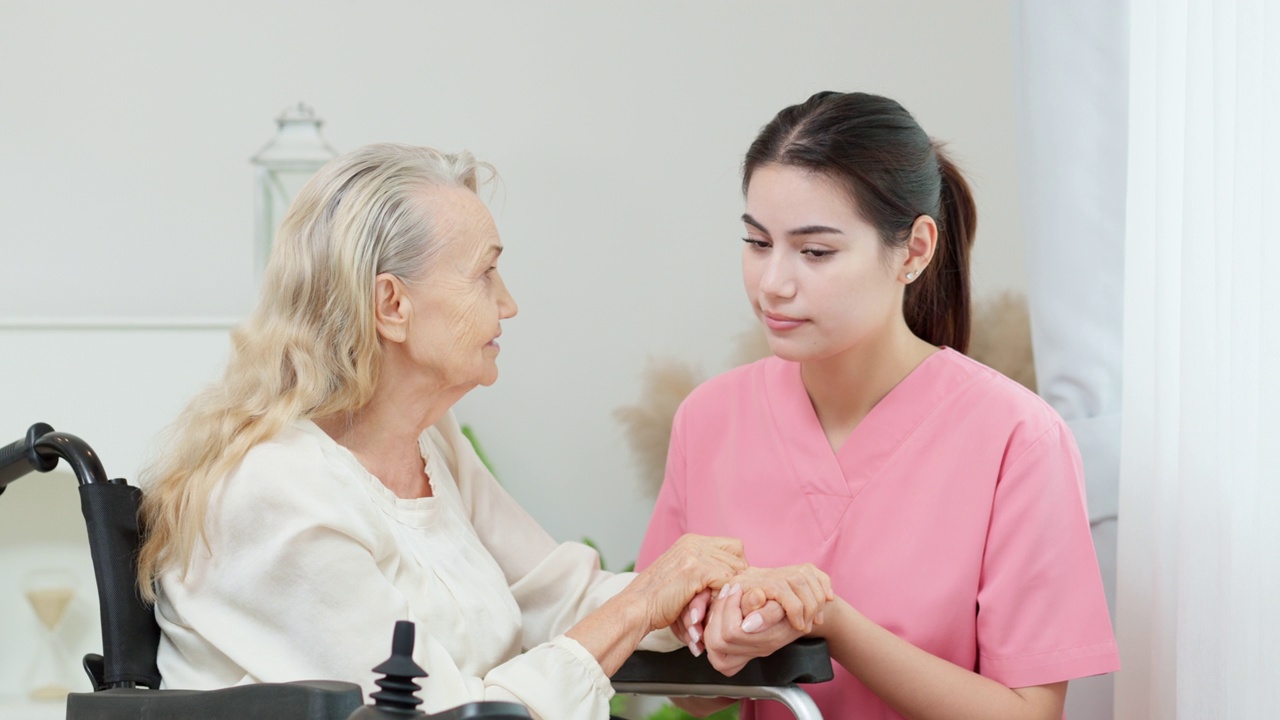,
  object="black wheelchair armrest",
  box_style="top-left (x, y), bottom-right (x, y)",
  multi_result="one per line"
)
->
top-left (65, 680), bottom-right (365, 720)
top-left (612, 637), bottom-right (833, 687)
top-left (66, 683), bottom-right (533, 720)
top-left (66, 676), bottom-right (529, 717)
